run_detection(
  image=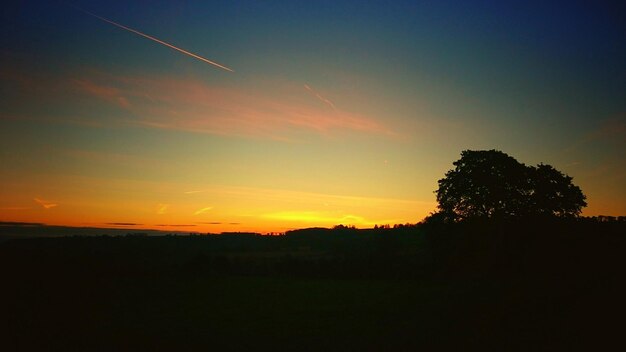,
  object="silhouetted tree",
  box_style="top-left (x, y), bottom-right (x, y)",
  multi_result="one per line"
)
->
top-left (433, 150), bottom-right (586, 221)
top-left (529, 163), bottom-right (587, 217)
top-left (435, 150), bottom-right (530, 221)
